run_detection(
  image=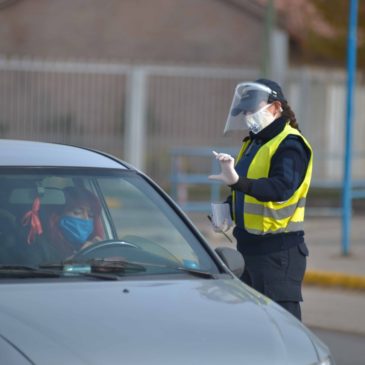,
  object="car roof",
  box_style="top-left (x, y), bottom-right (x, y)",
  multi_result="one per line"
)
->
top-left (0, 139), bottom-right (128, 169)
